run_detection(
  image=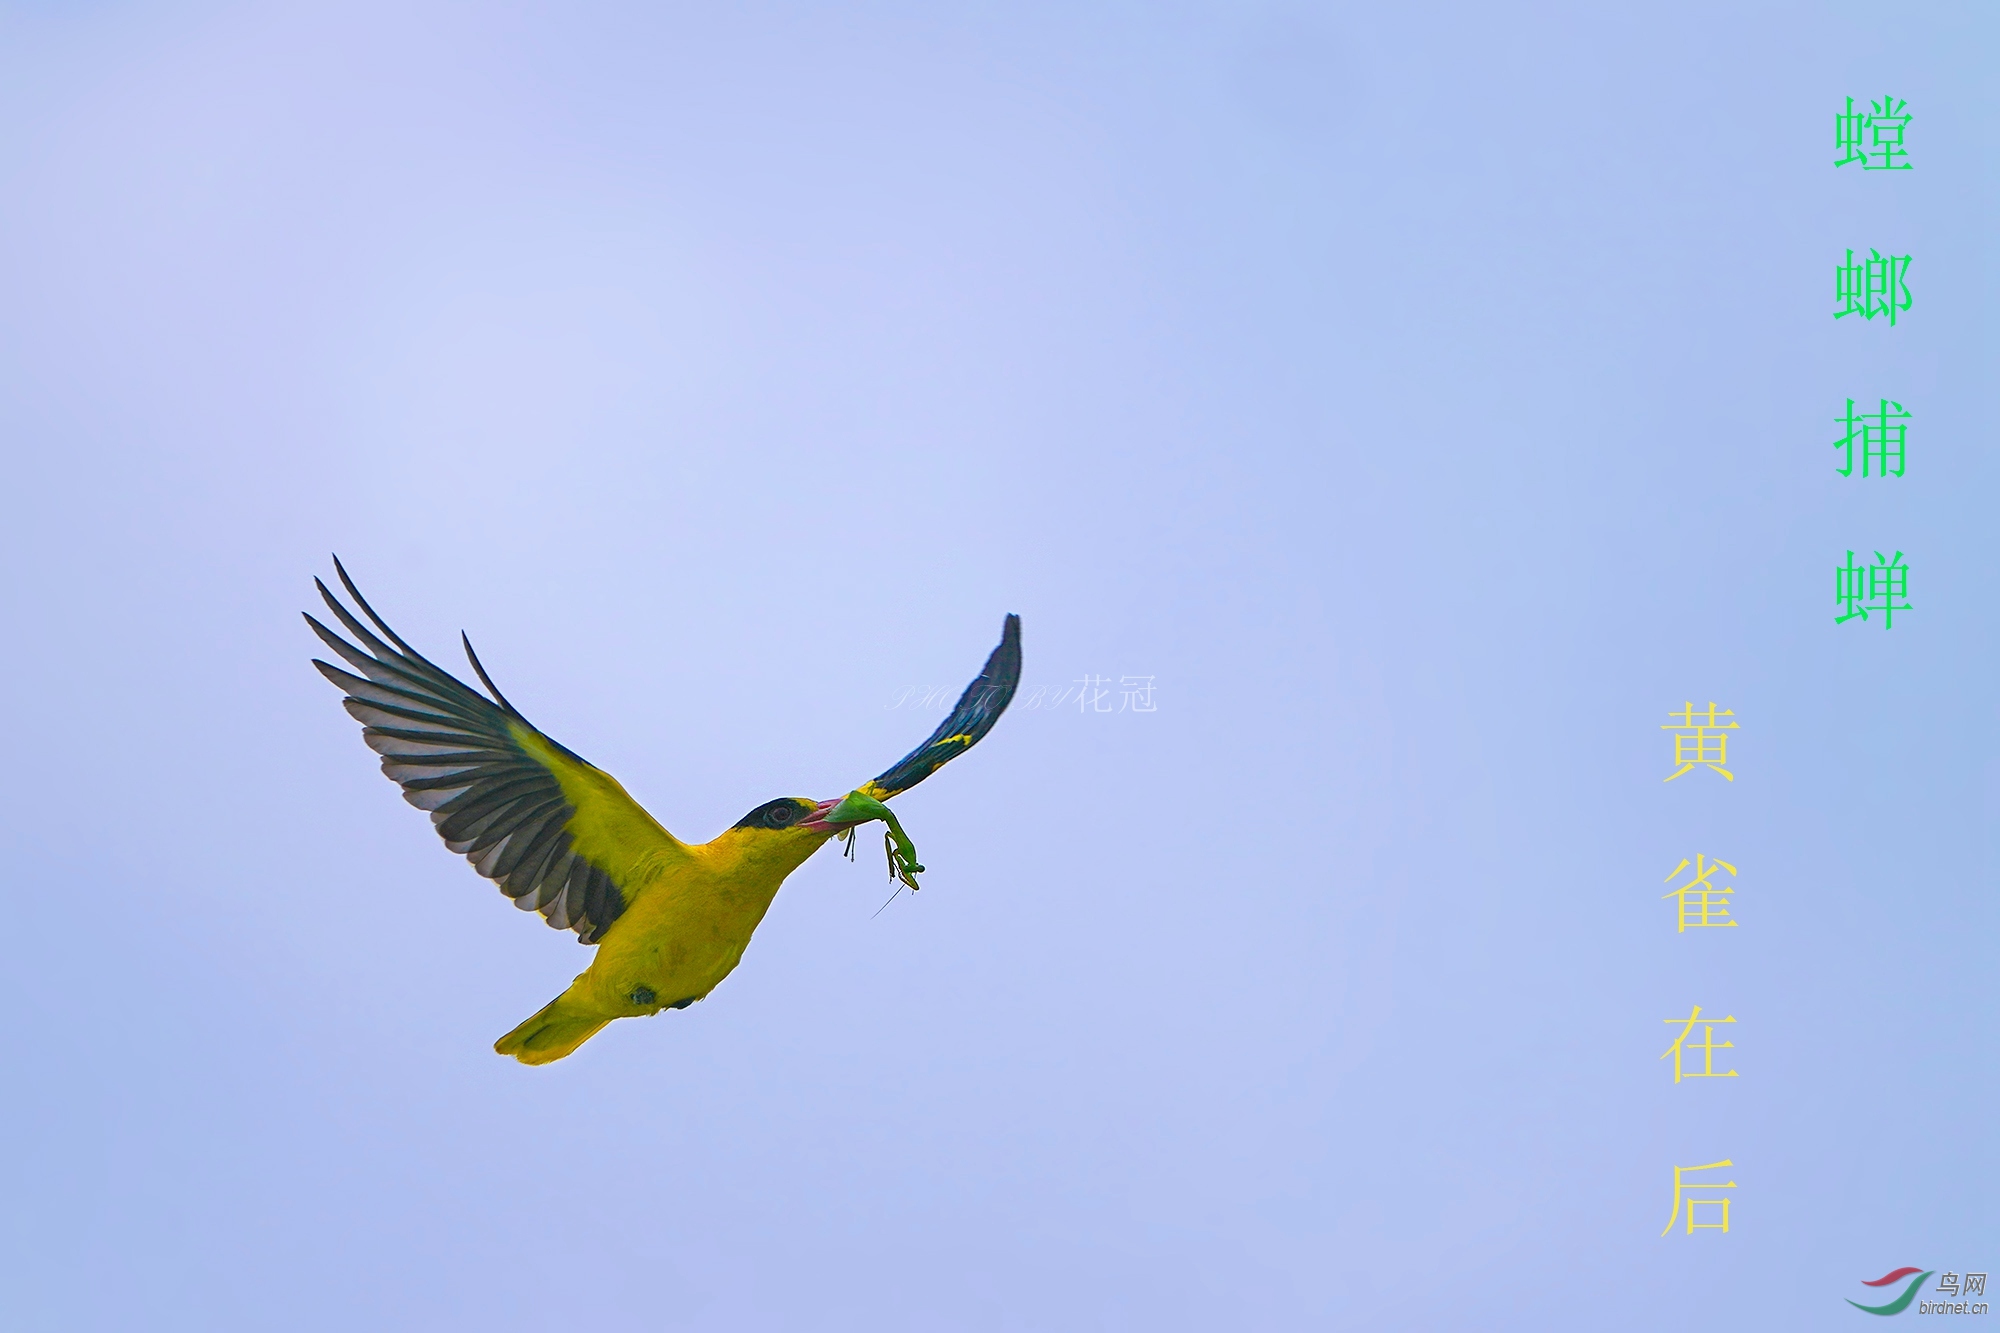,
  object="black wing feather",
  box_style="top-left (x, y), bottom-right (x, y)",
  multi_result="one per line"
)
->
top-left (305, 559), bottom-right (629, 943)
top-left (867, 613), bottom-right (1022, 799)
